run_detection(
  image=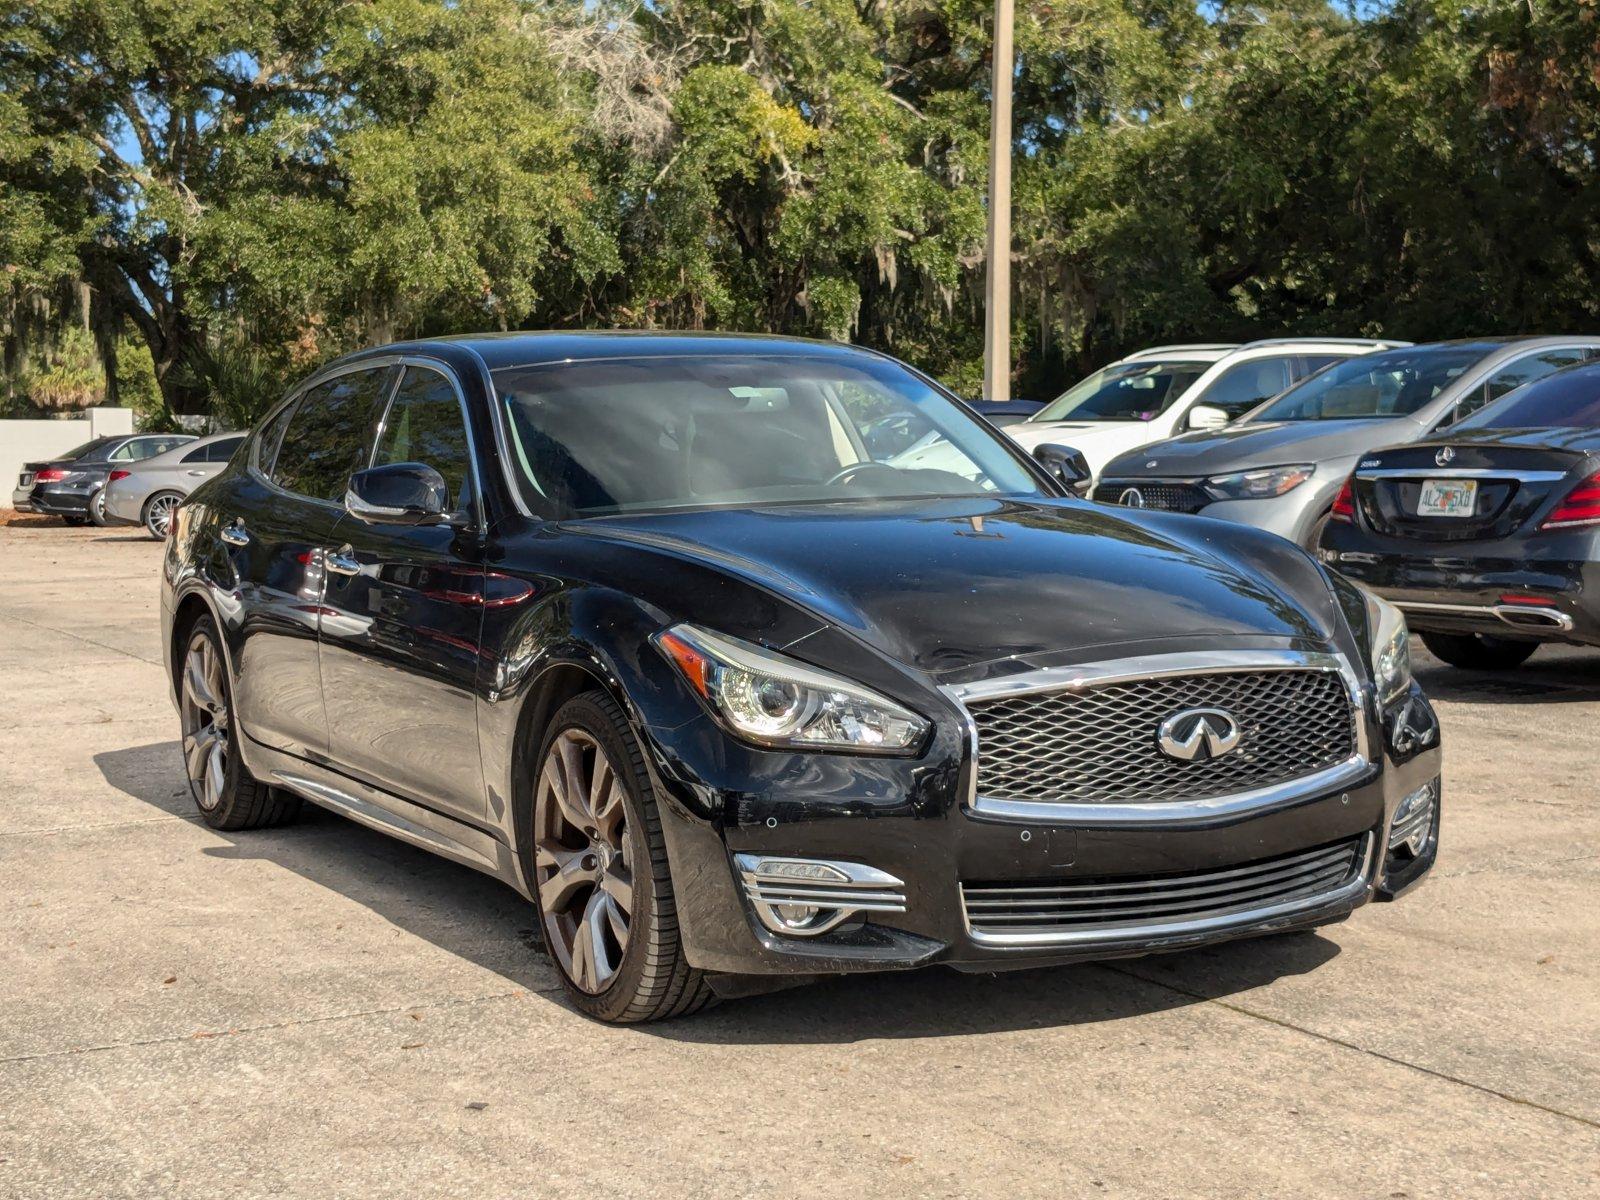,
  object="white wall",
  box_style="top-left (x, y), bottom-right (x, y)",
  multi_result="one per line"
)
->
top-left (1, 408), bottom-right (135, 501)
